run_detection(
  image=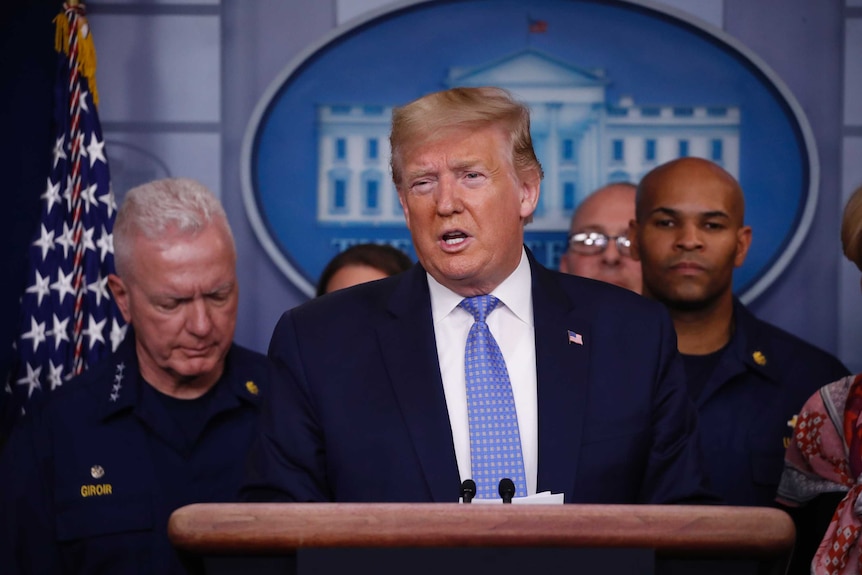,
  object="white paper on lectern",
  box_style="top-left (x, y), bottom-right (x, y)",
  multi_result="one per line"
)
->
top-left (458, 492), bottom-right (565, 504)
